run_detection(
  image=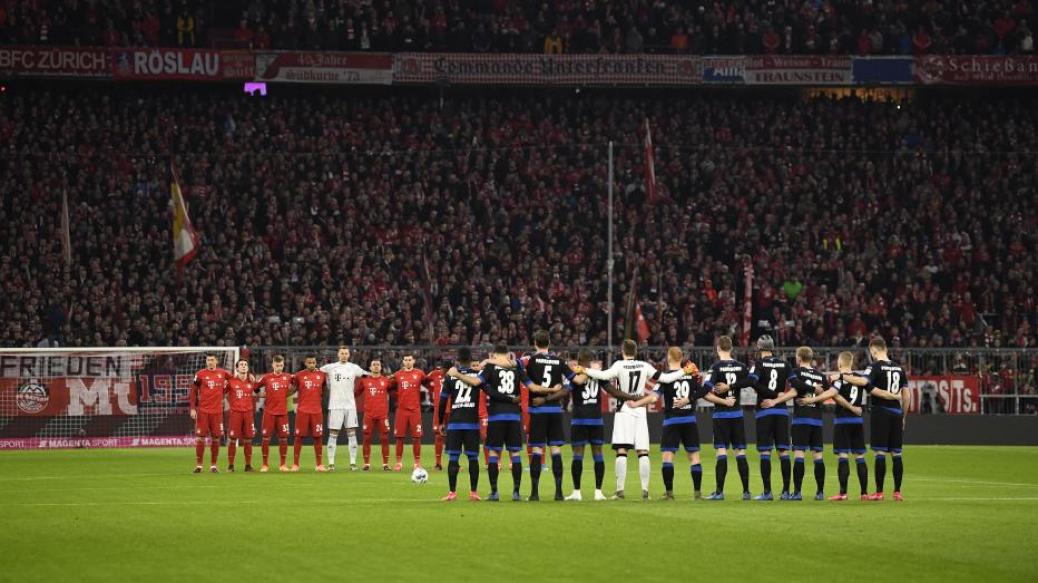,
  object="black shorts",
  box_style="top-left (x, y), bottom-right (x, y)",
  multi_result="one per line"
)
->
top-left (792, 421), bottom-right (824, 452)
top-left (485, 420), bottom-right (523, 452)
top-left (528, 413), bottom-right (565, 447)
top-left (661, 421), bottom-right (700, 452)
top-left (833, 422), bottom-right (866, 454)
top-left (755, 414), bottom-right (791, 452)
top-left (446, 429), bottom-right (481, 457)
top-left (870, 409), bottom-right (904, 453)
top-left (711, 416), bottom-right (746, 450)
top-left (570, 422), bottom-right (605, 446)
